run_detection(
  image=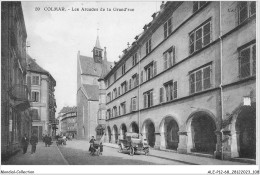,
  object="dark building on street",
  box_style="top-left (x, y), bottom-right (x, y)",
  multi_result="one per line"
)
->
top-left (1, 2), bottom-right (32, 160)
